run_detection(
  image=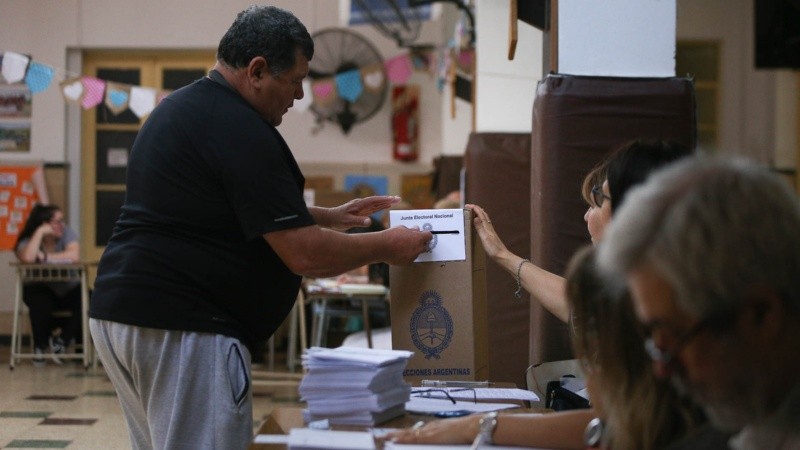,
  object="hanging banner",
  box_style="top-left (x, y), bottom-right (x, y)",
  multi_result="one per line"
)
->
top-left (129, 86), bottom-right (157, 118)
top-left (335, 69), bottom-right (364, 102)
top-left (1, 52), bottom-right (29, 84)
top-left (361, 63), bottom-right (385, 93)
top-left (24, 62), bottom-right (55, 94)
top-left (80, 76), bottom-right (106, 109)
top-left (311, 79), bottom-right (338, 108)
top-left (60, 77), bottom-right (85, 104)
top-left (104, 82), bottom-right (131, 115)
top-left (385, 54), bottom-right (413, 84)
